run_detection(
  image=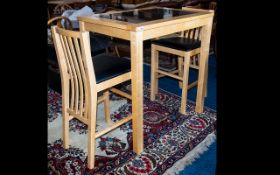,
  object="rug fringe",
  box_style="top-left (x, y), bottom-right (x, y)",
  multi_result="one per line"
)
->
top-left (163, 132), bottom-right (216, 175)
